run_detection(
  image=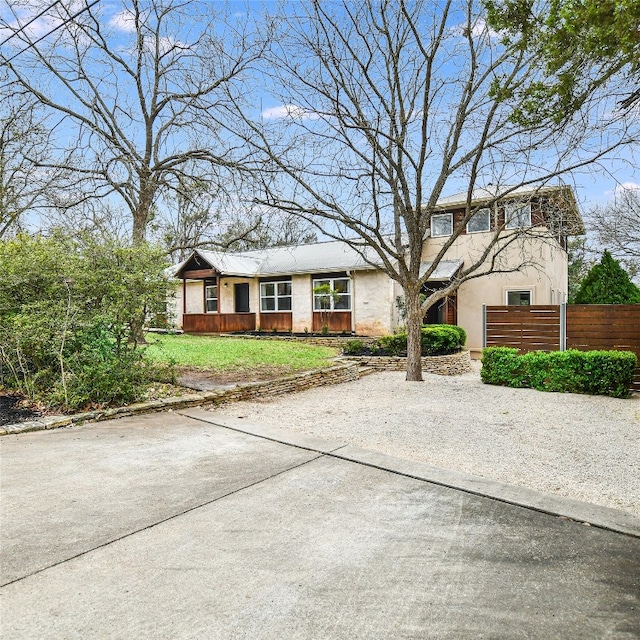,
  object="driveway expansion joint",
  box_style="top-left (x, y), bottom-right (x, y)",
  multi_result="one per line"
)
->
top-left (179, 409), bottom-right (640, 539)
